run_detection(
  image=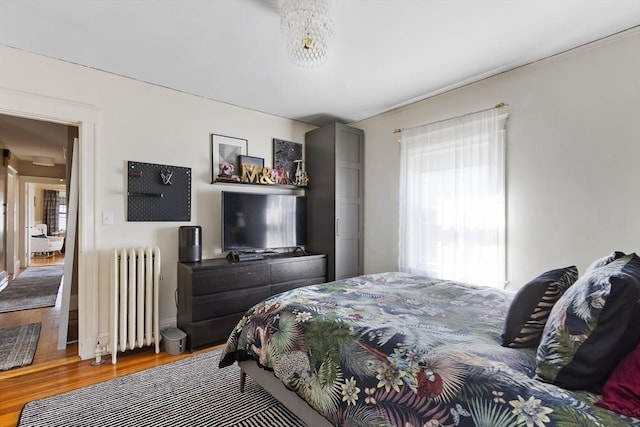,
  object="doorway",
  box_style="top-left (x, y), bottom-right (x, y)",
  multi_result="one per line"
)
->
top-left (0, 128), bottom-right (73, 369)
top-left (23, 179), bottom-right (68, 268)
top-left (0, 87), bottom-right (98, 361)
